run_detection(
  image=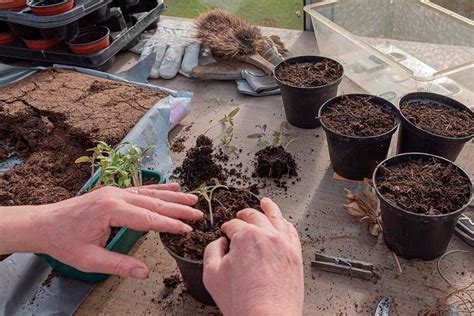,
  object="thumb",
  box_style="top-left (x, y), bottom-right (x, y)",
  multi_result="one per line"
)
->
top-left (72, 245), bottom-right (149, 279)
top-left (203, 237), bottom-right (228, 271)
